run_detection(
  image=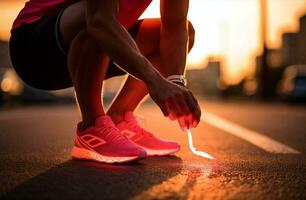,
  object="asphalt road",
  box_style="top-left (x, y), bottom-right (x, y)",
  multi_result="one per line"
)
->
top-left (0, 101), bottom-right (305, 200)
